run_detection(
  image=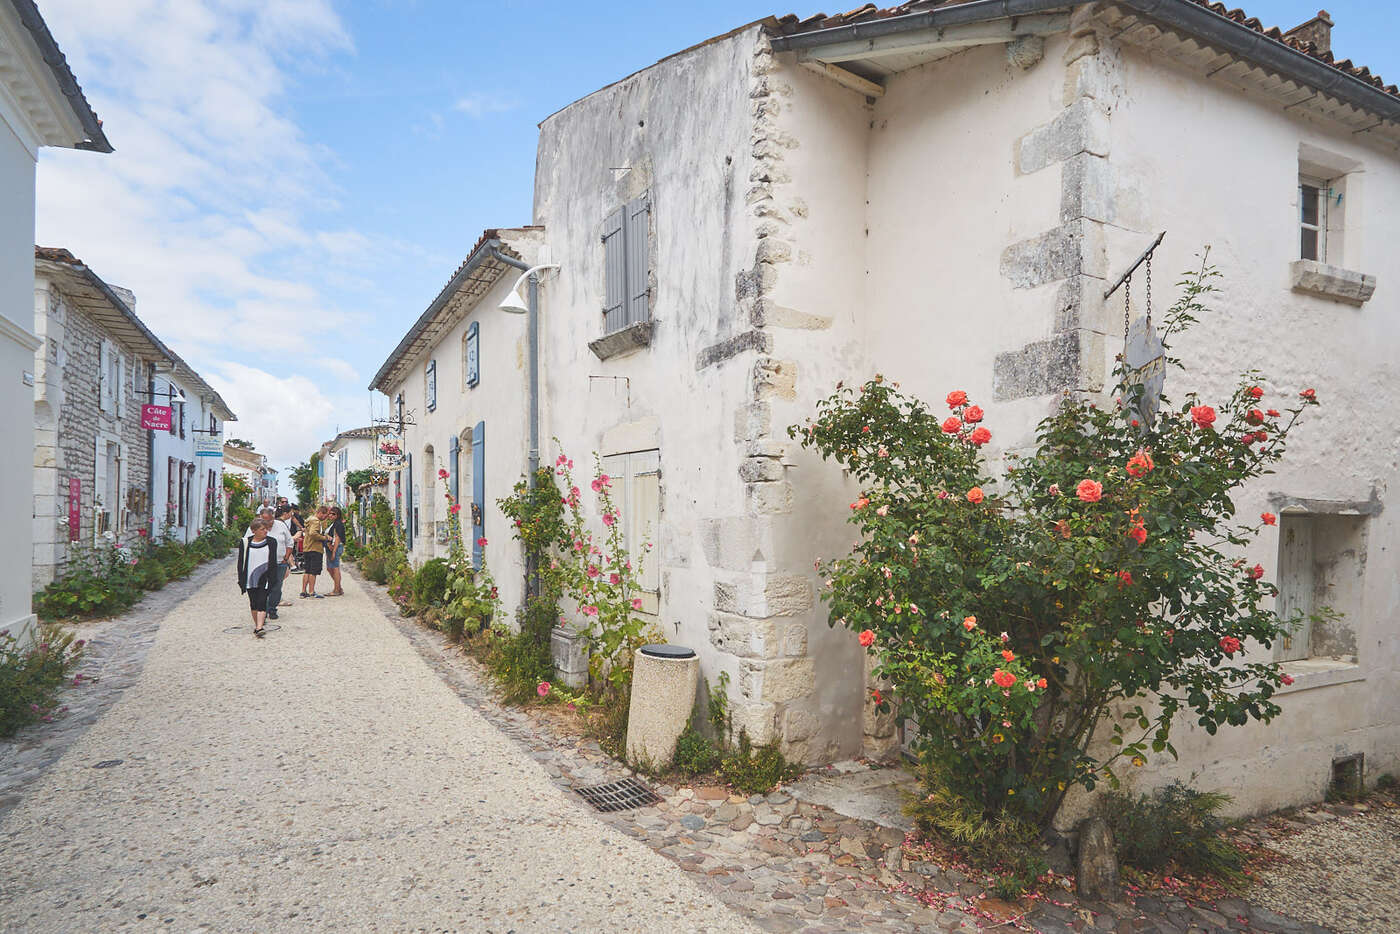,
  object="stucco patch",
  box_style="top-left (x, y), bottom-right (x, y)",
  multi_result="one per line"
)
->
top-left (700, 517), bottom-right (772, 571)
top-left (753, 657), bottom-right (815, 704)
